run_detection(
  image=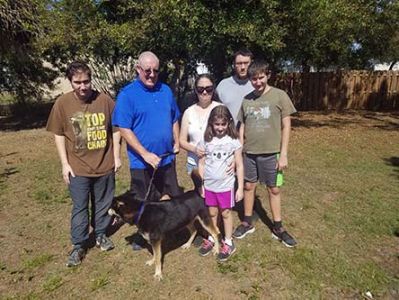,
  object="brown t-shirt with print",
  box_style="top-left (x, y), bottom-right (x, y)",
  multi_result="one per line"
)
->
top-left (238, 87), bottom-right (296, 154)
top-left (46, 91), bottom-right (116, 177)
